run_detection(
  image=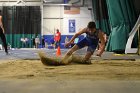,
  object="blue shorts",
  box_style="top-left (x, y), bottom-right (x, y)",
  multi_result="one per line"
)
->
top-left (76, 37), bottom-right (98, 53)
